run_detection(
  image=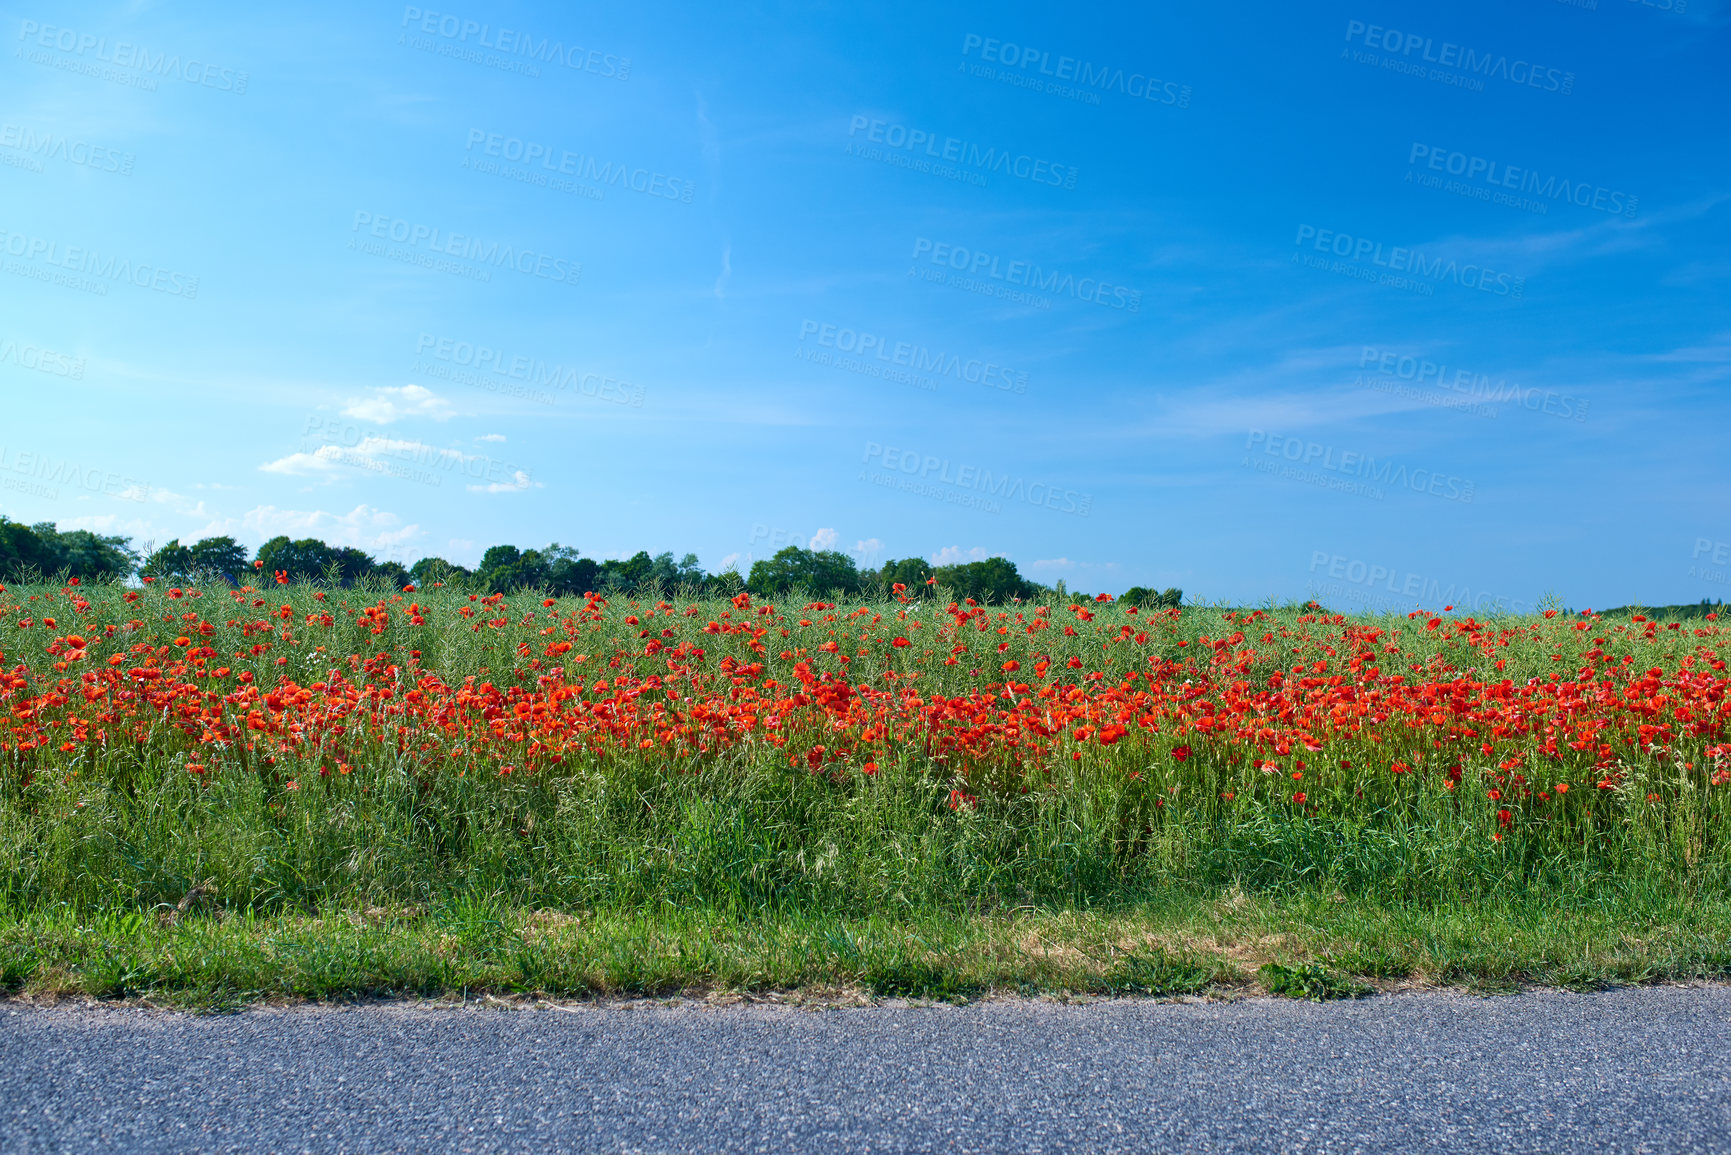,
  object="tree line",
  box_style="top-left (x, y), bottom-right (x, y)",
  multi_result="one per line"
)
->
top-left (0, 517), bottom-right (1183, 607)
